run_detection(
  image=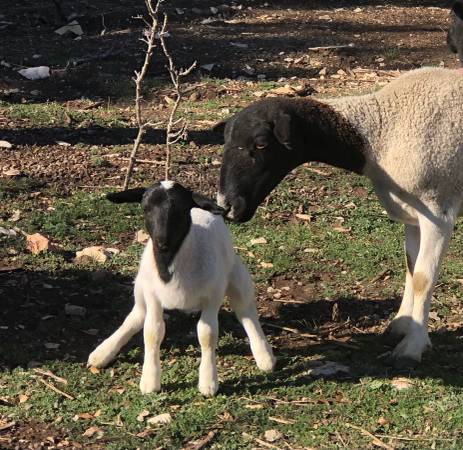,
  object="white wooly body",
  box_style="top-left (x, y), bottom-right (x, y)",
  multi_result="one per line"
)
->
top-left (88, 207), bottom-right (275, 397)
top-left (325, 67), bottom-right (463, 365)
top-left (138, 208), bottom-right (234, 311)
